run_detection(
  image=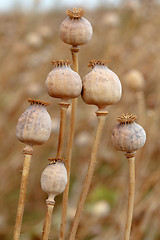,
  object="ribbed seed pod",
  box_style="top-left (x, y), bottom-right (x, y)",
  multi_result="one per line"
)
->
top-left (81, 60), bottom-right (122, 109)
top-left (41, 158), bottom-right (67, 202)
top-left (125, 69), bottom-right (145, 92)
top-left (16, 99), bottom-right (52, 145)
top-left (60, 8), bottom-right (93, 46)
top-left (45, 60), bottom-right (82, 100)
top-left (111, 113), bottom-right (146, 153)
